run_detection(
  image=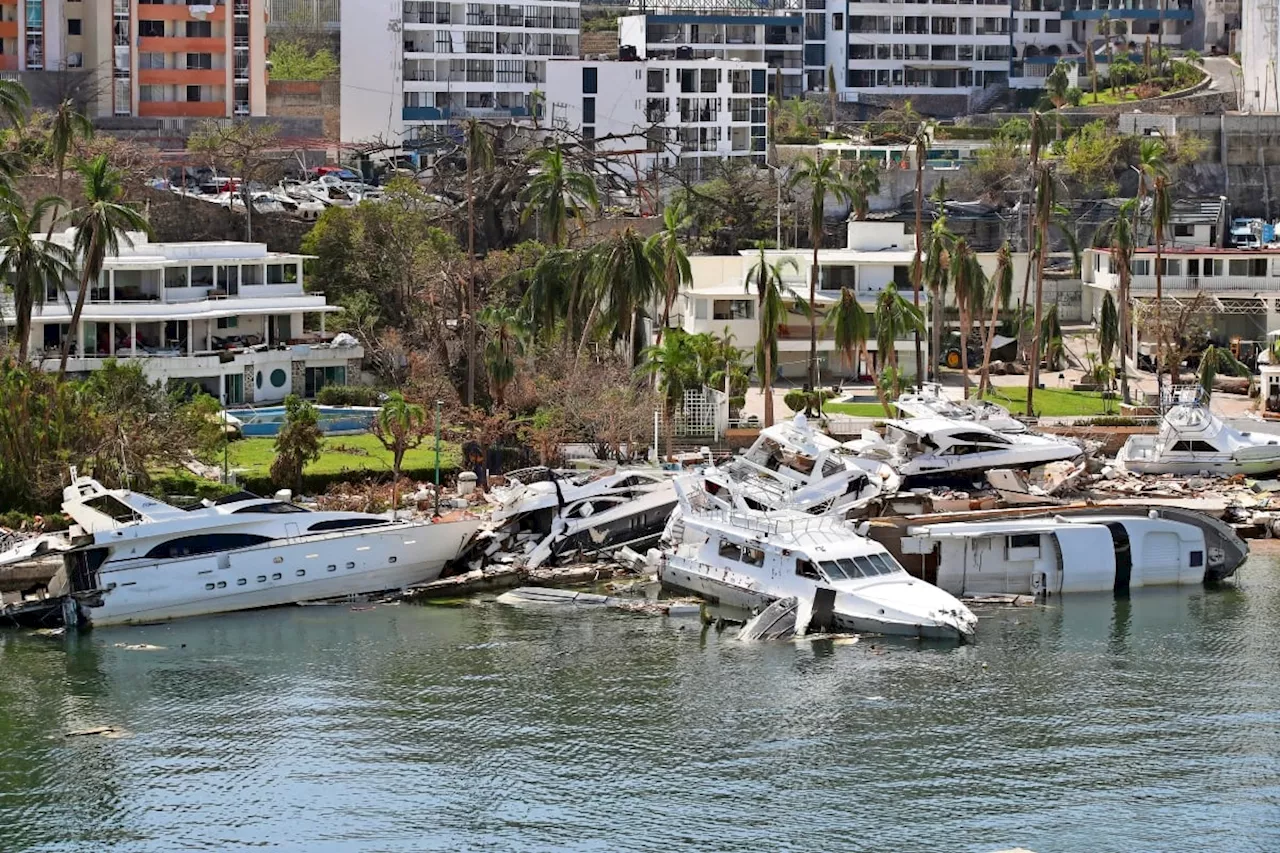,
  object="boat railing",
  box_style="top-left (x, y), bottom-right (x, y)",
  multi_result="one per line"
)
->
top-left (701, 508), bottom-right (838, 538)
